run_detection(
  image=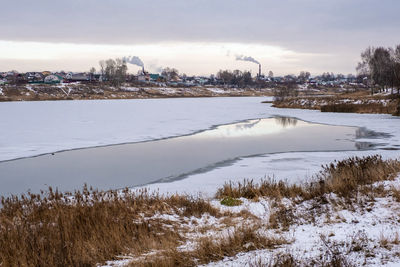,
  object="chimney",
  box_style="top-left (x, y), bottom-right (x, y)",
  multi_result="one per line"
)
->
top-left (142, 66), bottom-right (145, 74)
top-left (258, 64), bottom-right (261, 78)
